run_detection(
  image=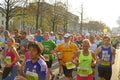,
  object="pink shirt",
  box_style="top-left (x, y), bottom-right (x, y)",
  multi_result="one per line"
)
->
top-left (6, 47), bottom-right (16, 66)
top-left (25, 51), bottom-right (30, 60)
